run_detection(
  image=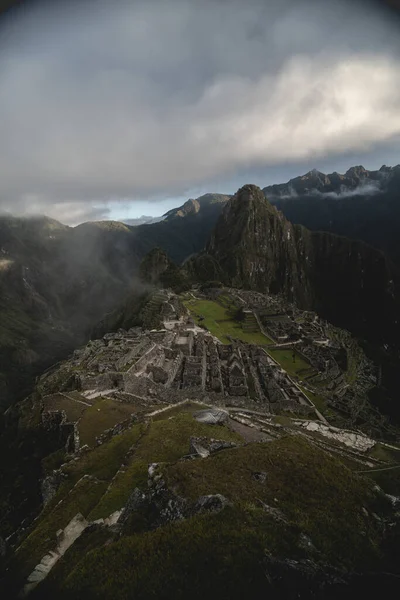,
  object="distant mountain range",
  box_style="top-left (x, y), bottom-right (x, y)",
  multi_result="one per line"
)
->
top-left (122, 216), bottom-right (164, 226)
top-left (263, 165), bottom-right (400, 265)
